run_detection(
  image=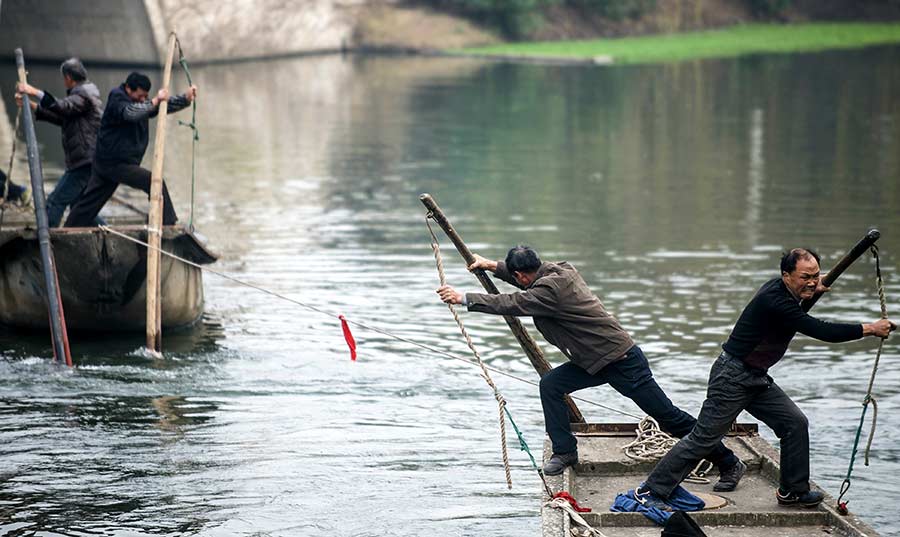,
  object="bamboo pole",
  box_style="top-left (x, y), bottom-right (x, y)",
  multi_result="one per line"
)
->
top-left (146, 32), bottom-right (177, 354)
top-left (802, 229), bottom-right (880, 312)
top-left (420, 194), bottom-right (585, 423)
top-left (15, 48), bottom-right (72, 367)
